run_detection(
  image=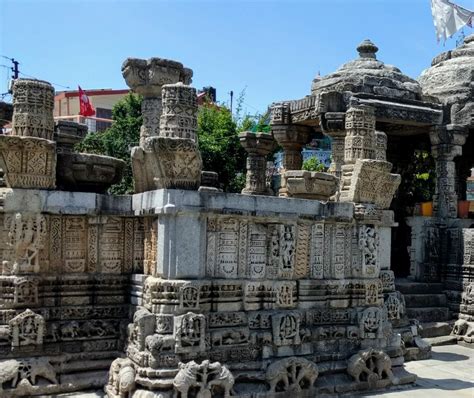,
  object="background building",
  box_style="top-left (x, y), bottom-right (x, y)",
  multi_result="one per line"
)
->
top-left (54, 88), bottom-right (129, 132)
